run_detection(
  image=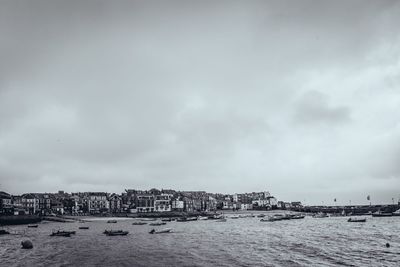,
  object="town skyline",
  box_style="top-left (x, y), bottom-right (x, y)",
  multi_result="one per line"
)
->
top-left (1, 185), bottom-right (399, 207)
